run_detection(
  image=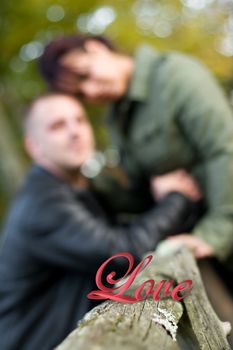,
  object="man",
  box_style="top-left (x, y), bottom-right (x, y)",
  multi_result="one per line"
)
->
top-left (0, 93), bottom-right (201, 350)
top-left (39, 35), bottom-right (233, 264)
